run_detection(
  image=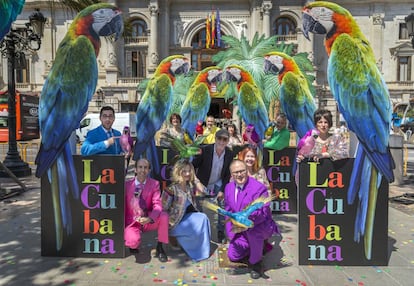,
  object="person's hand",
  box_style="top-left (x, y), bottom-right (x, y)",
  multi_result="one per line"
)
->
top-left (107, 137), bottom-right (116, 146)
top-left (232, 225), bottom-right (248, 234)
top-left (216, 191), bottom-right (224, 201)
top-left (296, 154), bottom-right (305, 163)
top-left (136, 217), bottom-right (152, 225)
